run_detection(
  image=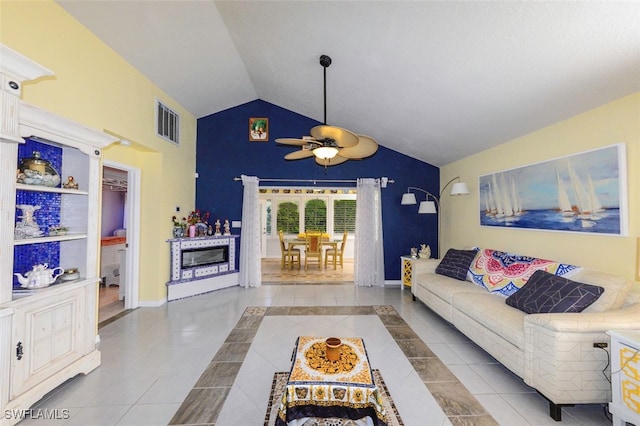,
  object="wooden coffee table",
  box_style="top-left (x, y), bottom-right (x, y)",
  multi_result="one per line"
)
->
top-left (275, 336), bottom-right (387, 425)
